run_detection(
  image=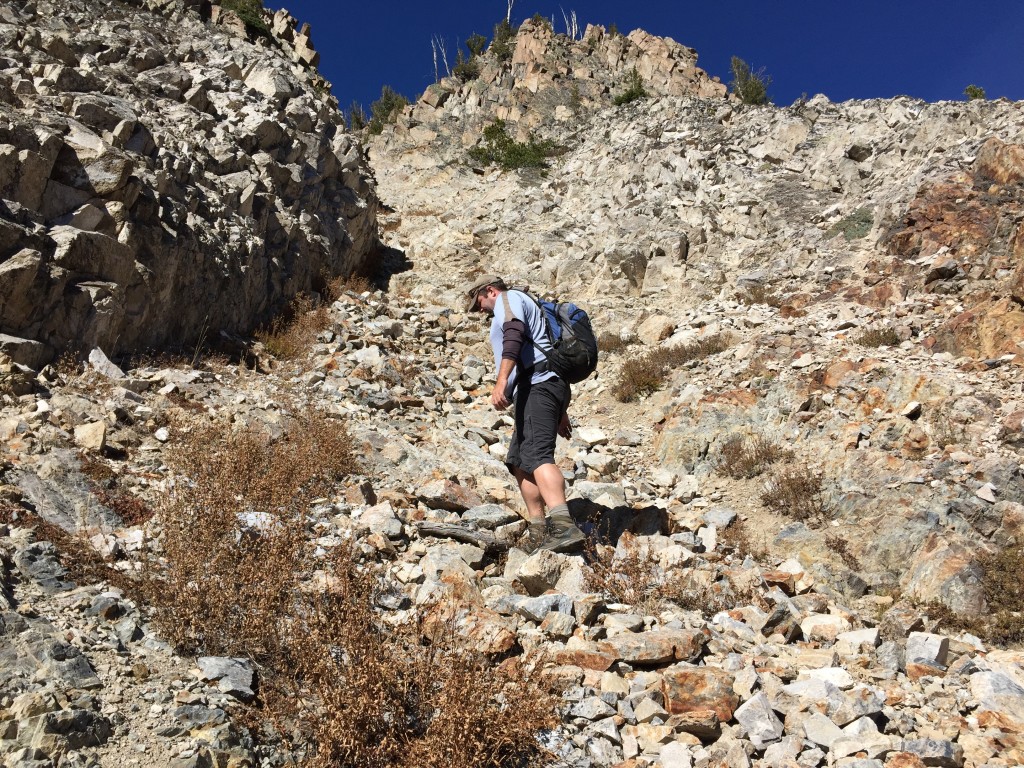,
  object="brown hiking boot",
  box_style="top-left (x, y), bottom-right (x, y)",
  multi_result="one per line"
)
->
top-left (517, 520), bottom-right (548, 554)
top-left (541, 512), bottom-right (586, 553)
